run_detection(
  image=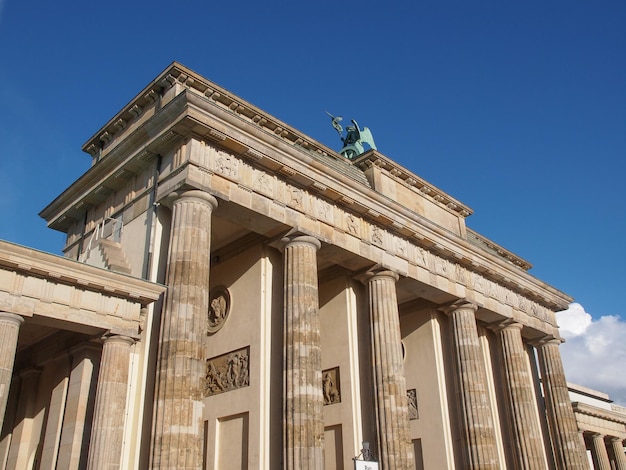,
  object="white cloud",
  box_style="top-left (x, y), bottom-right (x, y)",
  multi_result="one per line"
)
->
top-left (556, 303), bottom-right (626, 405)
top-left (556, 302), bottom-right (592, 337)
